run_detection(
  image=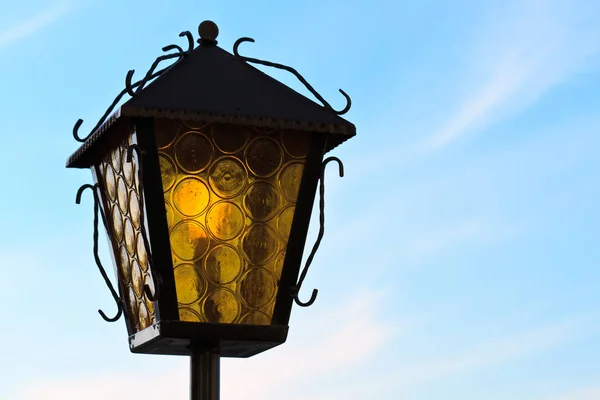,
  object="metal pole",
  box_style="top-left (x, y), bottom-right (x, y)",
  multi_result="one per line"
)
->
top-left (190, 345), bottom-right (220, 400)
